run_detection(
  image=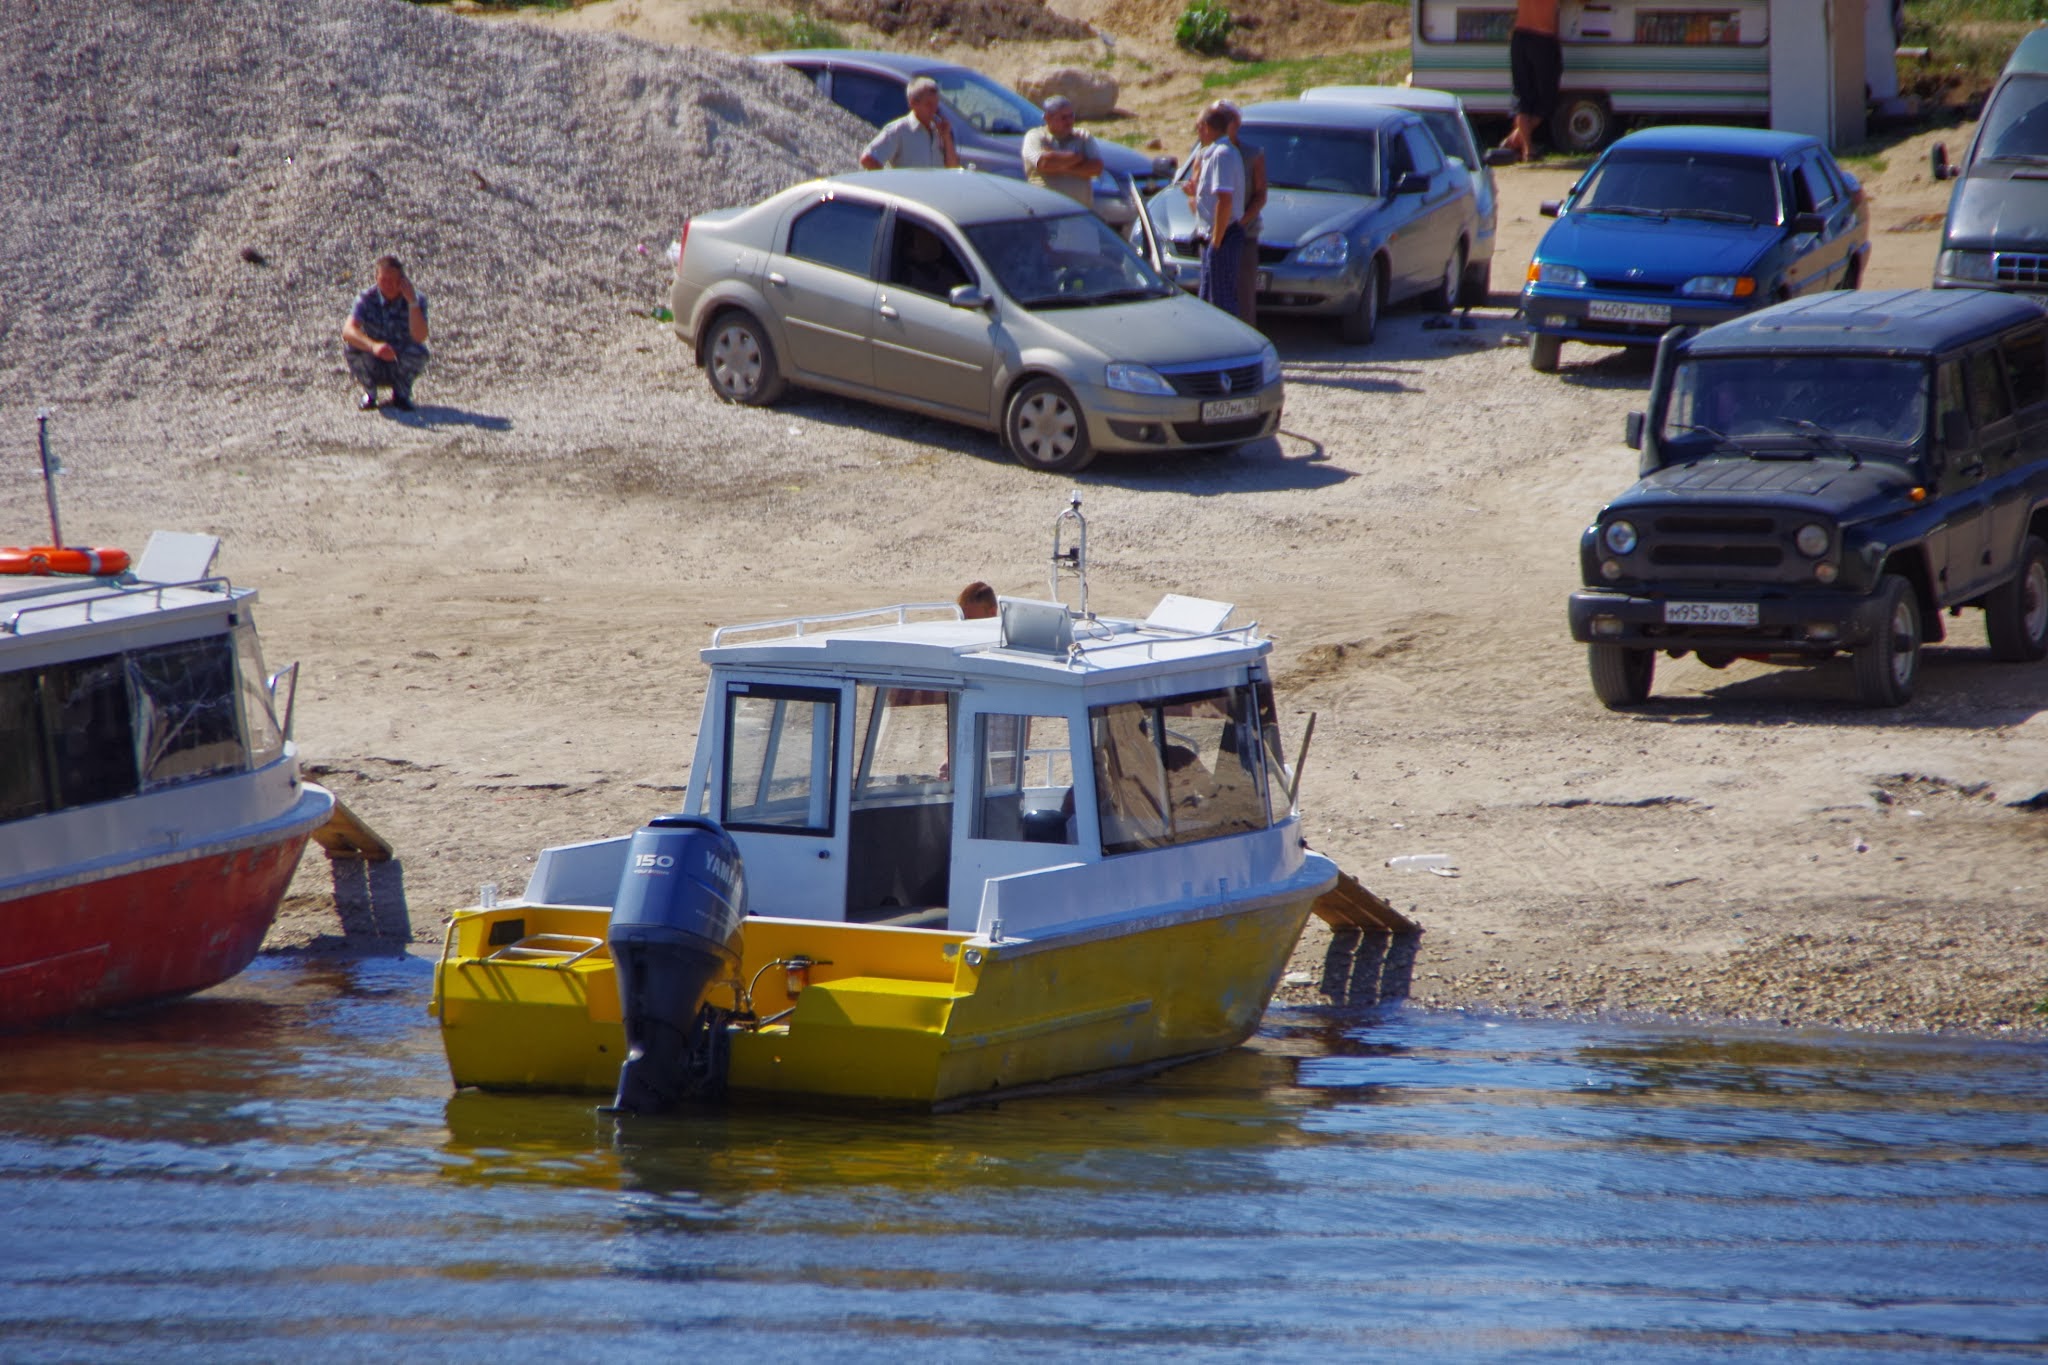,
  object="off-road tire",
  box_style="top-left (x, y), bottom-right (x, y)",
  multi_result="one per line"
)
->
top-left (1854, 574), bottom-right (1922, 707)
top-left (1588, 644), bottom-right (1654, 708)
top-left (1986, 534), bottom-right (2048, 661)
